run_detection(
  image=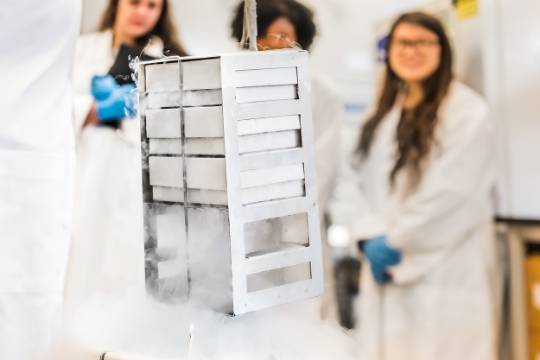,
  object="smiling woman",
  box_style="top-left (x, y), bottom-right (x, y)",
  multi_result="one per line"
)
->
top-left (99, 0), bottom-right (187, 56)
top-left (359, 12), bottom-right (453, 191)
top-left (231, 0), bottom-right (317, 51)
top-left (330, 11), bottom-right (498, 360)
top-left (389, 23), bottom-right (442, 87)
